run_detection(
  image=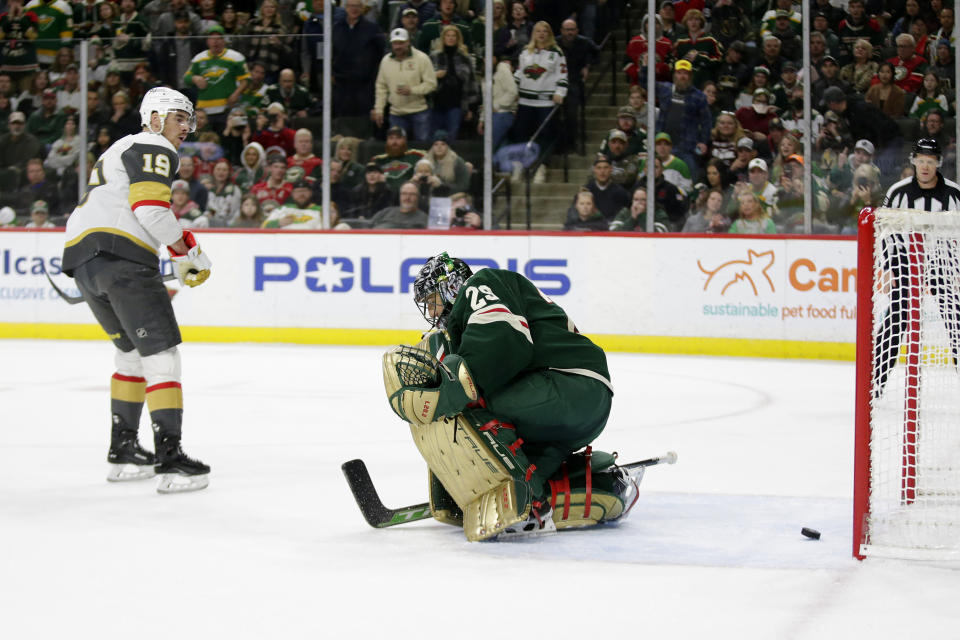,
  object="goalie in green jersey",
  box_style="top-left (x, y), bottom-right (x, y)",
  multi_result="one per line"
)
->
top-left (381, 252), bottom-right (641, 541)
